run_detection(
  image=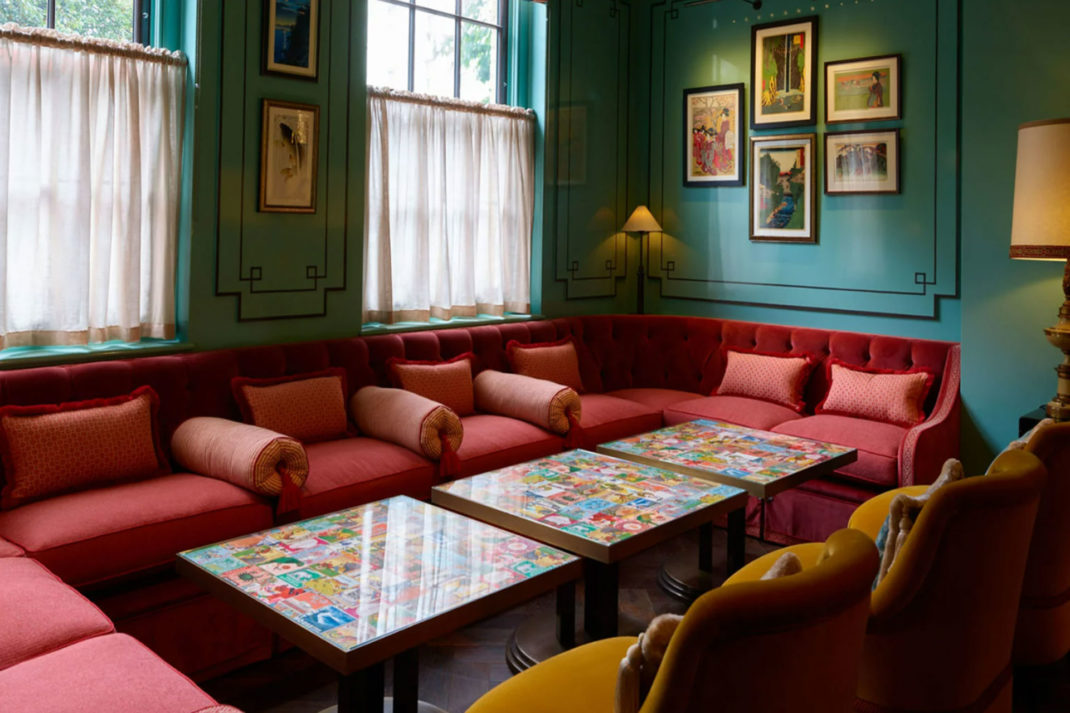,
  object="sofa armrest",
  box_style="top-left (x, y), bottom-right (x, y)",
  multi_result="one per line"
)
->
top-left (0, 536), bottom-right (24, 558)
top-left (351, 387), bottom-right (463, 472)
top-left (474, 370), bottom-right (582, 439)
top-left (898, 345), bottom-right (960, 487)
top-left (170, 417), bottom-right (309, 502)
